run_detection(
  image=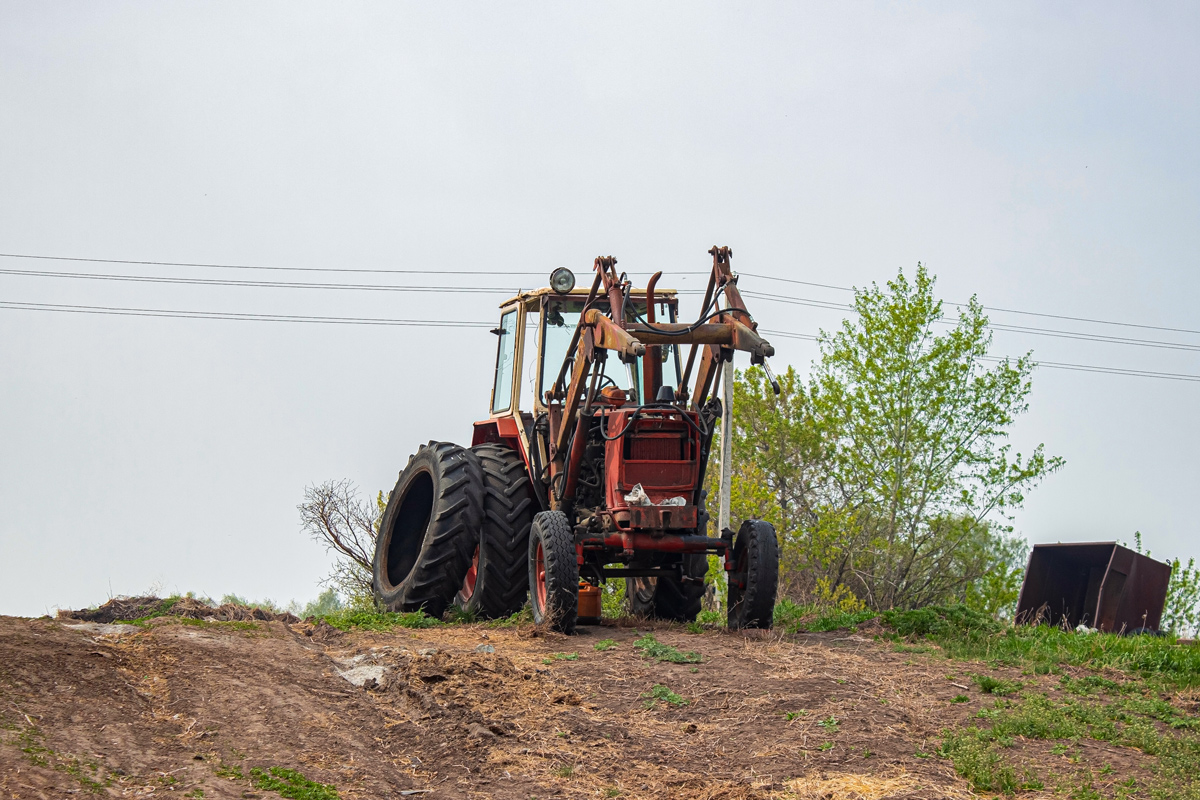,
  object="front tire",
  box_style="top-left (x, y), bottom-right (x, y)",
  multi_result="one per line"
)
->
top-left (528, 511), bottom-right (578, 634)
top-left (727, 519), bottom-right (779, 630)
top-left (373, 442), bottom-right (483, 617)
